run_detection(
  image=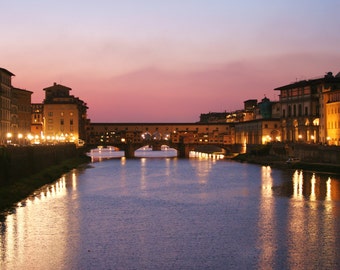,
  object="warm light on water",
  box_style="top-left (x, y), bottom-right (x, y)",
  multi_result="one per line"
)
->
top-left (189, 150), bottom-right (225, 159)
top-left (1, 160), bottom-right (340, 269)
